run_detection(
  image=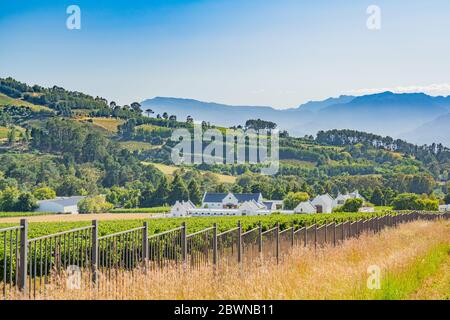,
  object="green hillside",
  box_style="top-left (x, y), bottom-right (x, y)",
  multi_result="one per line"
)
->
top-left (0, 76), bottom-right (448, 213)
